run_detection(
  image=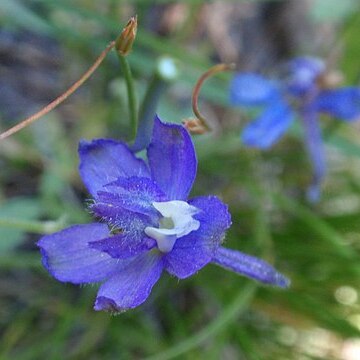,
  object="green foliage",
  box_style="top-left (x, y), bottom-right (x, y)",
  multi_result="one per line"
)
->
top-left (0, 1), bottom-right (359, 359)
